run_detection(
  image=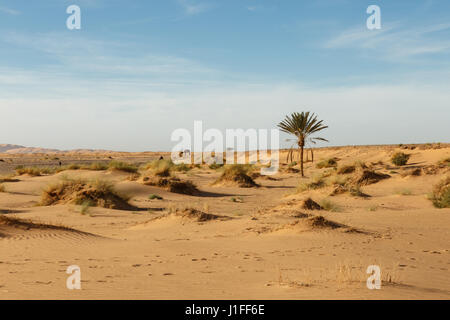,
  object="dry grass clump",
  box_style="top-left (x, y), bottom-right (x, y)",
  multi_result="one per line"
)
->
top-left (107, 161), bottom-right (138, 173)
top-left (391, 152), bottom-right (411, 166)
top-left (40, 178), bottom-right (134, 210)
top-left (306, 215), bottom-right (343, 229)
top-left (350, 169), bottom-right (390, 186)
top-left (143, 159), bottom-right (192, 176)
top-left (173, 207), bottom-right (230, 222)
top-left (316, 157), bottom-right (338, 169)
top-left (400, 168), bottom-right (422, 177)
top-left (15, 166), bottom-right (56, 176)
top-left (439, 158), bottom-right (450, 166)
top-left (297, 174), bottom-right (326, 192)
top-left (214, 164), bottom-right (258, 188)
top-left (300, 198), bottom-right (323, 210)
top-left (144, 159), bottom-right (174, 177)
top-left (429, 176), bottom-right (450, 208)
top-left (318, 199), bottom-right (341, 212)
top-left (0, 184), bottom-right (5, 193)
top-left (141, 176), bottom-right (198, 195)
top-left (337, 164), bottom-right (355, 174)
